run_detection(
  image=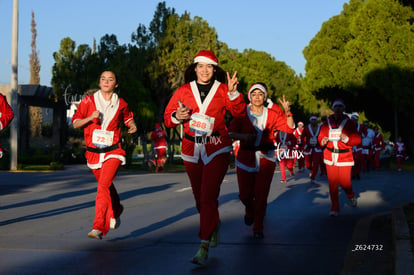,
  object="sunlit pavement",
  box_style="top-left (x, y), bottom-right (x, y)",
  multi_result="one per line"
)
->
top-left (1, 164), bottom-right (413, 274)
